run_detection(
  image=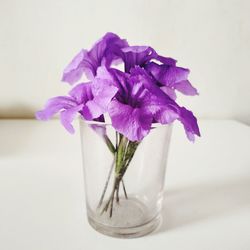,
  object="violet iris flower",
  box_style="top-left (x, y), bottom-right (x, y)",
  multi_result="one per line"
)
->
top-left (36, 32), bottom-right (200, 142)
